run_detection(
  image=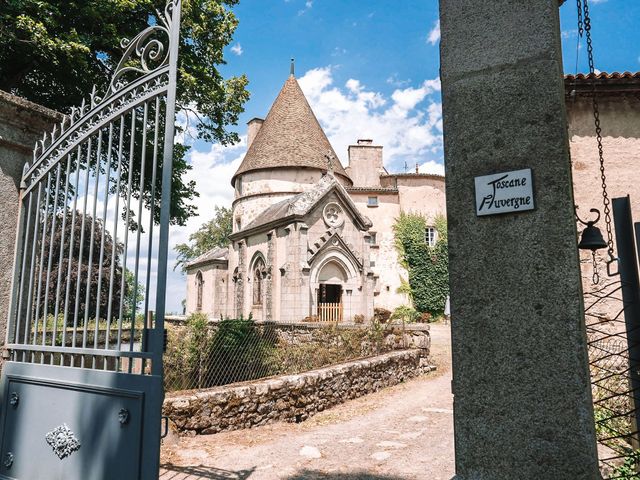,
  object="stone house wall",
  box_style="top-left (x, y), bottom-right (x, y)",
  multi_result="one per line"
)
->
top-left (568, 94), bottom-right (640, 323)
top-left (163, 348), bottom-right (434, 435)
top-left (0, 91), bottom-right (62, 357)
